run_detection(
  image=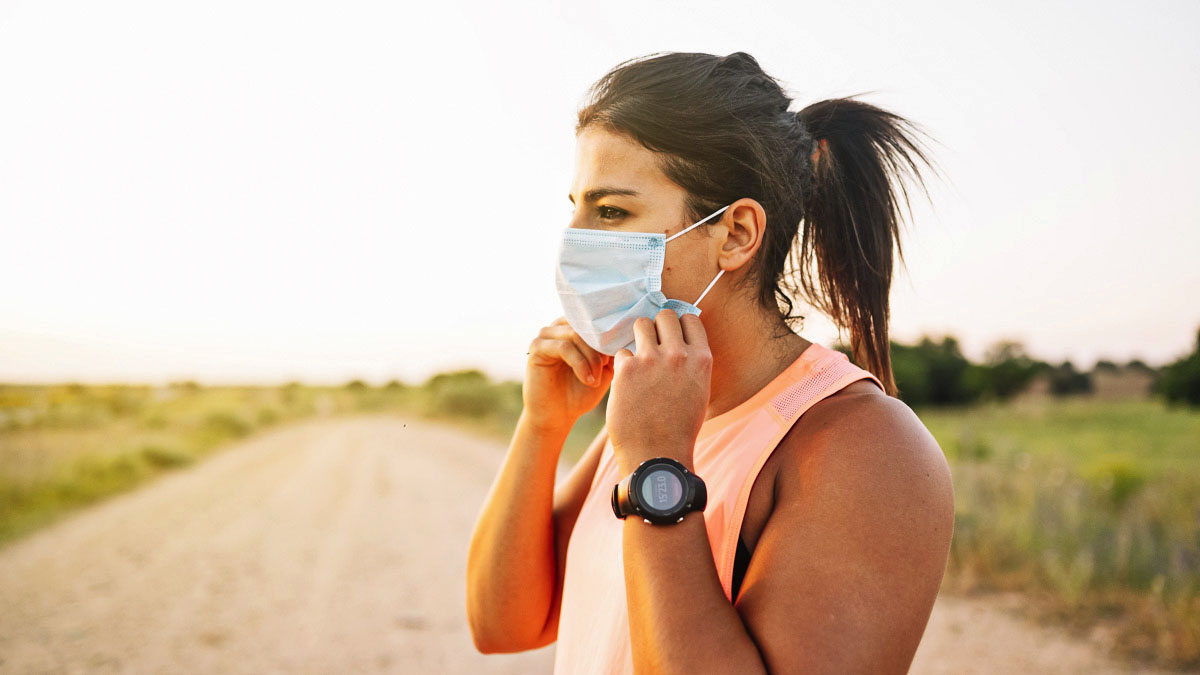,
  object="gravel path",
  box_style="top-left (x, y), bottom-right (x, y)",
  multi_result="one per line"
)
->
top-left (0, 415), bottom-right (1164, 674)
